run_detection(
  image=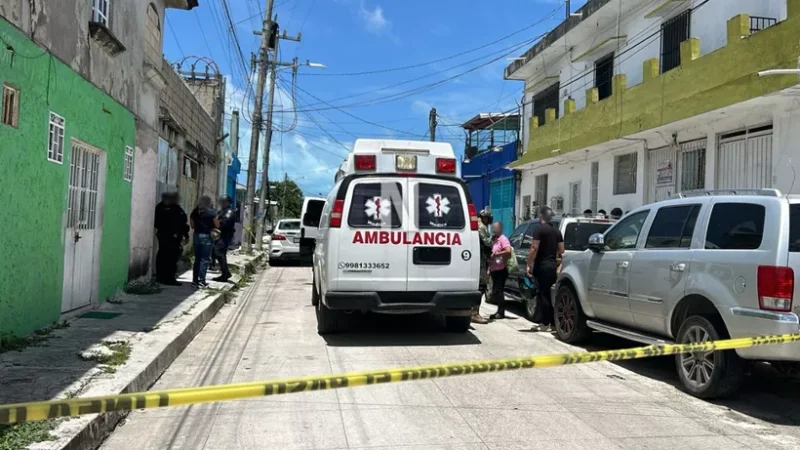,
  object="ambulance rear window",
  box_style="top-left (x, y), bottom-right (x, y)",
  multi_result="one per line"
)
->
top-left (417, 183), bottom-right (465, 230)
top-left (347, 182), bottom-right (403, 229)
